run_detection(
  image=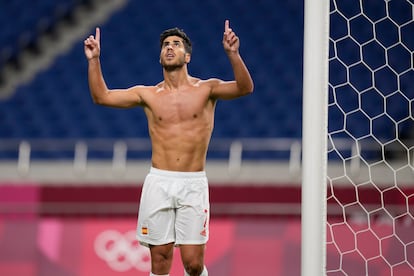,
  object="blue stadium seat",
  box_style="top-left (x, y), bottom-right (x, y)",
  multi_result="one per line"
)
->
top-left (0, 0), bottom-right (79, 67)
top-left (1, 0), bottom-right (409, 160)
